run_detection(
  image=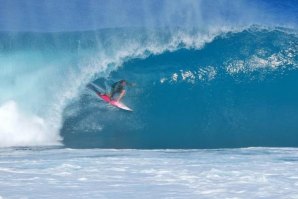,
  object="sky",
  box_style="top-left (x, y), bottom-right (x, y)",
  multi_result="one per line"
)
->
top-left (0, 0), bottom-right (297, 31)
